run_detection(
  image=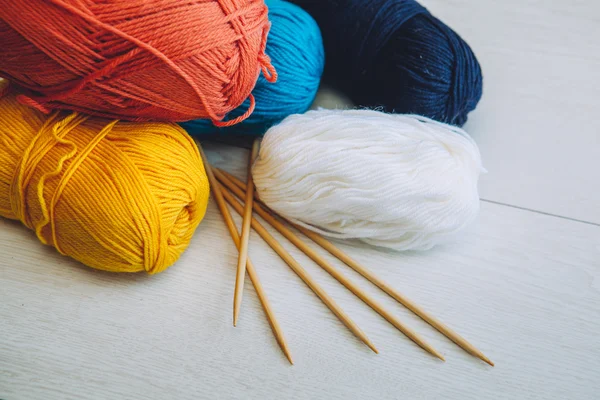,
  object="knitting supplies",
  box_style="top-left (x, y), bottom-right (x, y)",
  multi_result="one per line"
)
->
top-left (181, 0), bottom-right (324, 137)
top-left (252, 109), bottom-right (483, 251)
top-left (289, 0), bottom-right (483, 126)
top-left (0, 90), bottom-right (209, 273)
top-left (0, 0), bottom-right (275, 125)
